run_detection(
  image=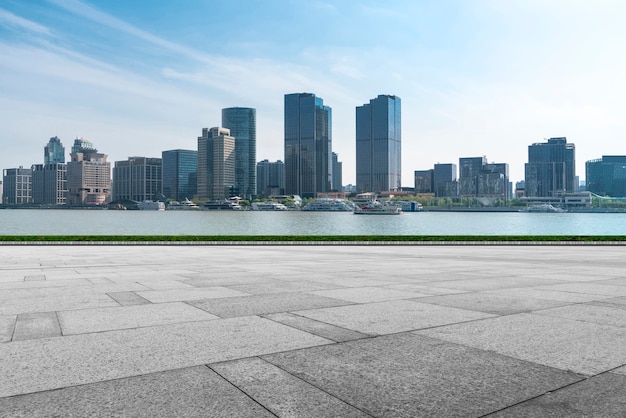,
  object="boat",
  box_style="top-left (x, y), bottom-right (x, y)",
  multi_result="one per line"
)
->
top-left (354, 201), bottom-right (402, 215)
top-left (137, 200), bottom-right (165, 210)
top-left (203, 199), bottom-right (243, 210)
top-left (167, 198), bottom-right (201, 210)
top-left (521, 204), bottom-right (565, 213)
top-left (302, 198), bottom-right (355, 212)
top-left (251, 201), bottom-right (288, 211)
